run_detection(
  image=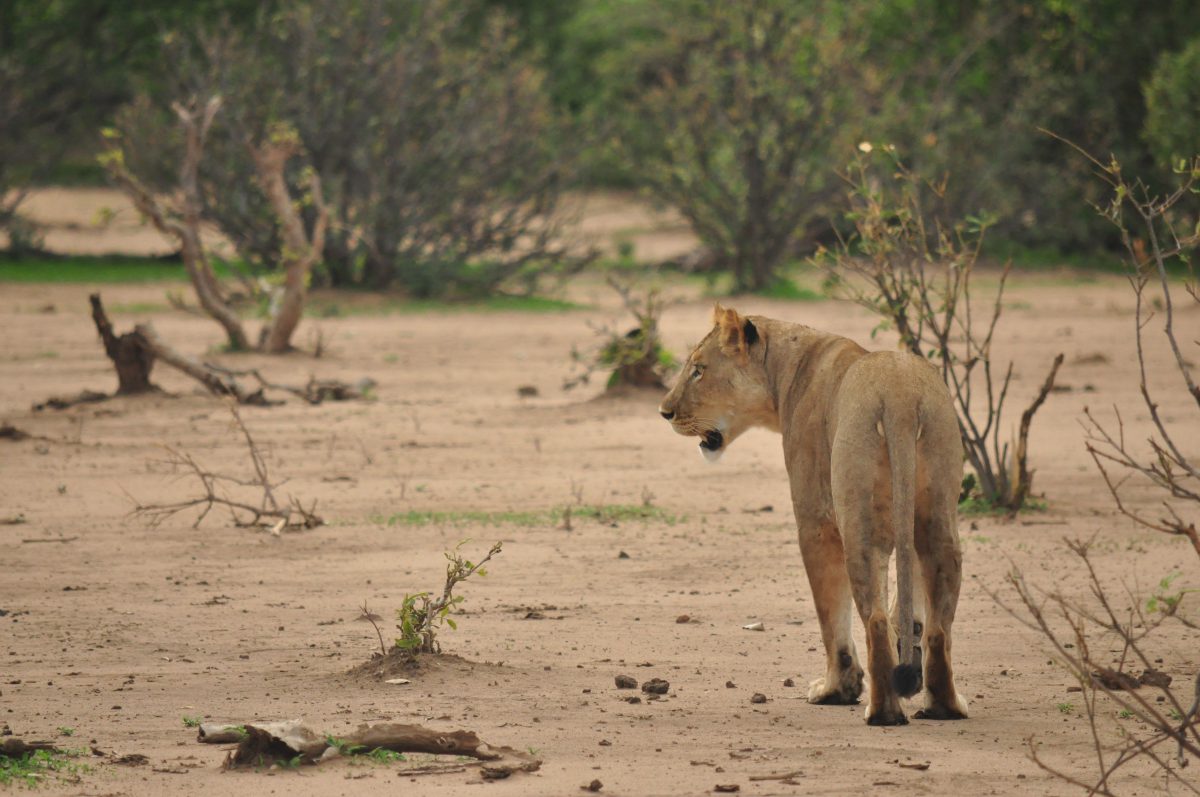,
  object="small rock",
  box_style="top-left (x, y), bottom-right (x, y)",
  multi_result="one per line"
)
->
top-left (615, 675), bottom-right (638, 689)
top-left (517, 385), bottom-right (540, 398)
top-left (1092, 668), bottom-right (1139, 691)
top-left (741, 622), bottom-right (764, 632)
top-left (642, 678), bottom-right (670, 695)
top-left (598, 739), bottom-right (612, 747)
top-left (582, 778), bottom-right (603, 792)
top-left (783, 678), bottom-right (795, 687)
top-left (750, 693), bottom-right (767, 704)
top-left (1139, 669), bottom-right (1172, 689)
top-left (617, 551), bottom-right (630, 559)
top-left (624, 696), bottom-right (641, 704)
top-left (676, 615), bottom-right (690, 624)
top-left (714, 785), bottom-right (740, 793)
top-left (725, 680), bottom-right (736, 689)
